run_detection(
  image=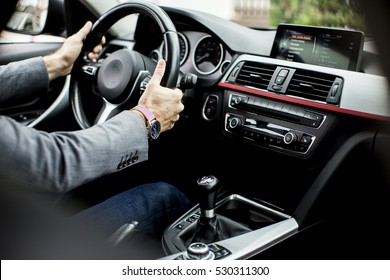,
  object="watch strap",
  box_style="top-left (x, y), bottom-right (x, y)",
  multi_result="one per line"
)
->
top-left (133, 105), bottom-right (156, 124)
